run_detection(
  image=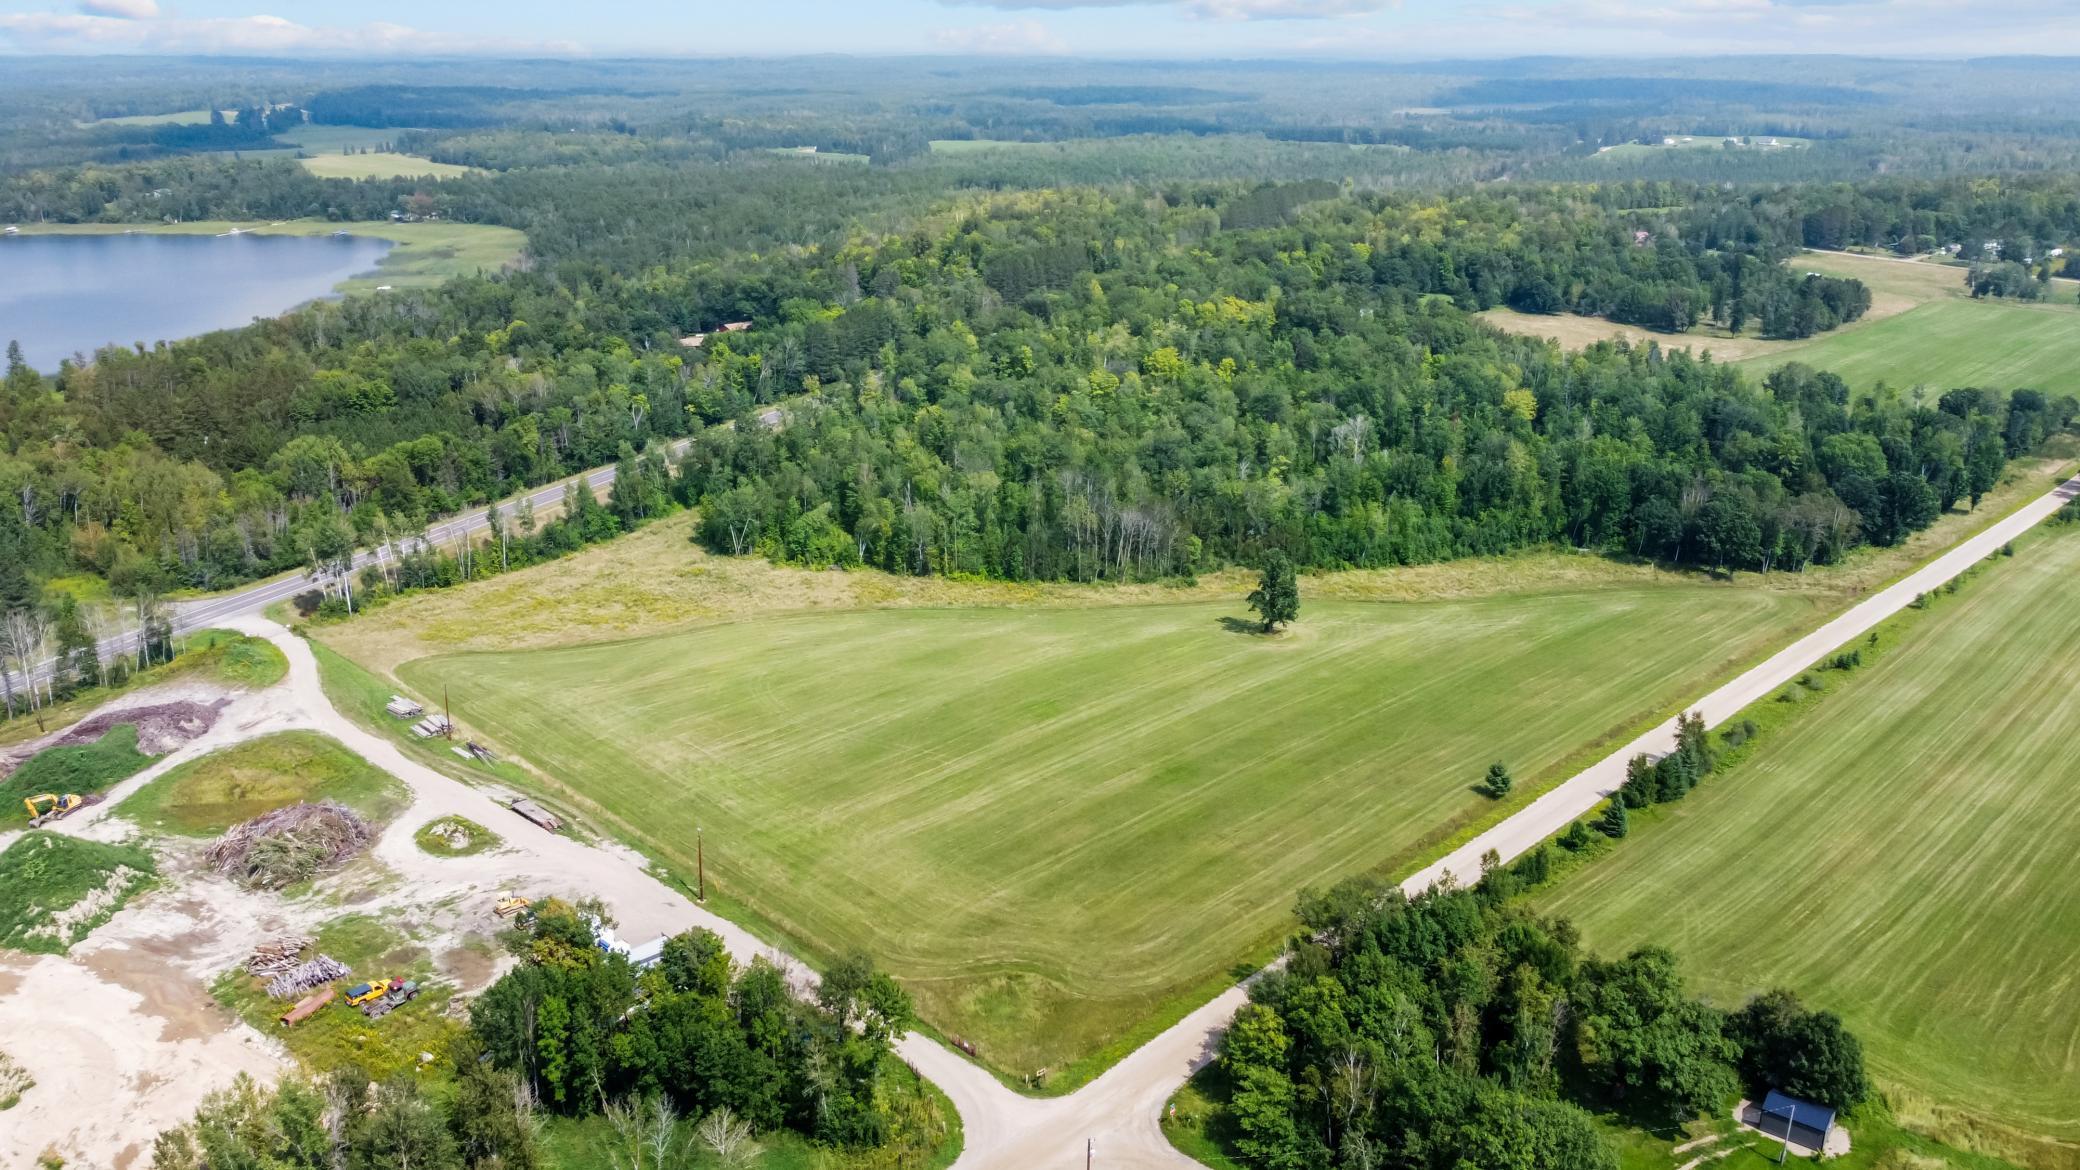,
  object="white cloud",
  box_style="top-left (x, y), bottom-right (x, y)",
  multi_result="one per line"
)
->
top-left (0, 10), bottom-right (583, 56)
top-left (77, 0), bottom-right (158, 19)
top-left (931, 18), bottom-right (1070, 52)
top-left (940, 0), bottom-right (1400, 21)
